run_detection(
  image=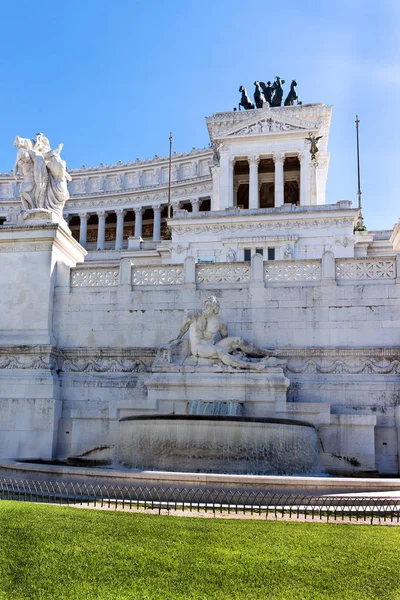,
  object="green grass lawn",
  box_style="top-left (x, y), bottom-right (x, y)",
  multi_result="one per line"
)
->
top-left (0, 502), bottom-right (400, 599)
